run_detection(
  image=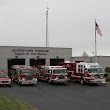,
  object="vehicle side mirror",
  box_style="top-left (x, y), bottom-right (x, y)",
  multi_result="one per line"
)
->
top-left (84, 69), bottom-right (88, 73)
